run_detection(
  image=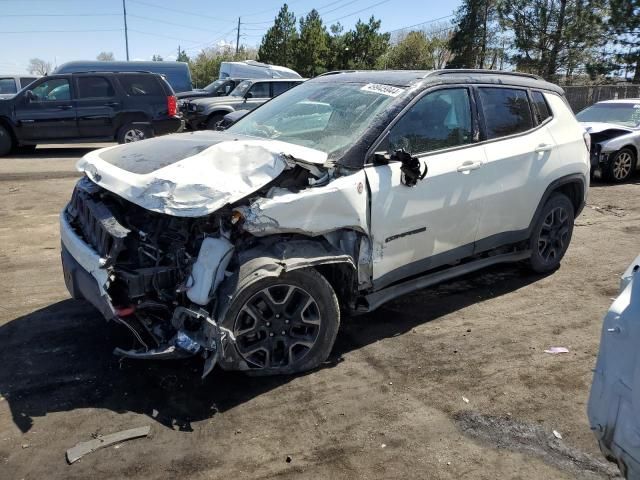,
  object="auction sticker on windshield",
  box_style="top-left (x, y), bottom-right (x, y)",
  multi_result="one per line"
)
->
top-left (361, 83), bottom-right (404, 97)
